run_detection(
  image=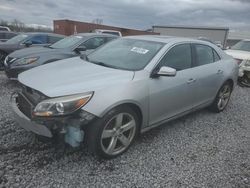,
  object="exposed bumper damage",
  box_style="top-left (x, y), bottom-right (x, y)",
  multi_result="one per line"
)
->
top-left (11, 92), bottom-right (96, 147)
